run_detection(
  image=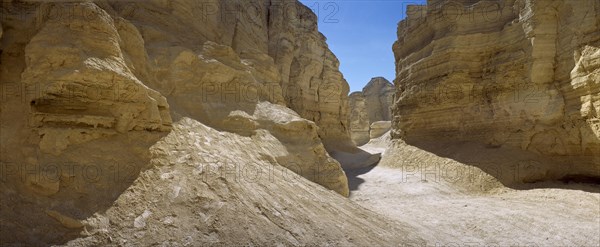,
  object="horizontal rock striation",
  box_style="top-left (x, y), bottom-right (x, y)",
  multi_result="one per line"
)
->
top-left (392, 0), bottom-right (600, 179)
top-left (1, 0), bottom-right (353, 191)
top-left (0, 0), bottom-right (355, 245)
